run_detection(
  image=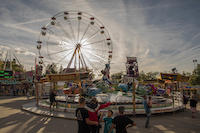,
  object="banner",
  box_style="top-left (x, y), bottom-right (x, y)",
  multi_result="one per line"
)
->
top-left (160, 73), bottom-right (189, 82)
top-left (0, 70), bottom-right (13, 79)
